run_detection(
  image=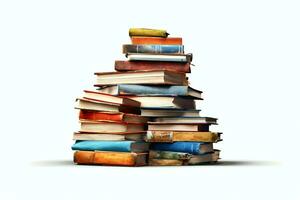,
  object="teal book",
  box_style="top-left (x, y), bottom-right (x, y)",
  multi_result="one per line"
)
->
top-left (150, 142), bottom-right (213, 155)
top-left (71, 141), bottom-right (149, 152)
top-left (97, 85), bottom-right (202, 99)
